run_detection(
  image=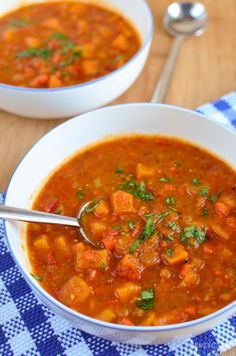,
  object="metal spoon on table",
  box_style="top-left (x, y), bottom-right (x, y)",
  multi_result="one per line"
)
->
top-left (0, 201), bottom-right (98, 247)
top-left (151, 2), bottom-right (208, 103)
